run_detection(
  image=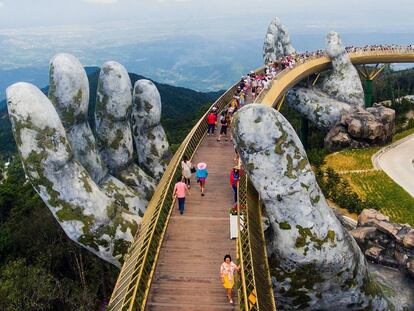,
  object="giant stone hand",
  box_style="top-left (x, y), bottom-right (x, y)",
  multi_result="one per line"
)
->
top-left (6, 54), bottom-right (170, 267)
top-left (232, 104), bottom-right (389, 310)
top-left (264, 18), bottom-right (395, 150)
